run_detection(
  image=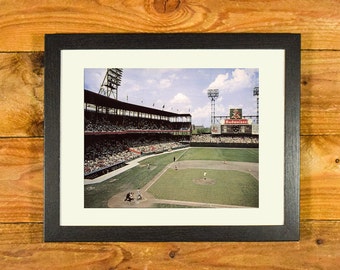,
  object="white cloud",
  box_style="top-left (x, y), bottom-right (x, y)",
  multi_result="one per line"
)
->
top-left (208, 73), bottom-right (229, 90)
top-left (167, 93), bottom-right (192, 114)
top-left (170, 93), bottom-right (191, 105)
top-left (206, 68), bottom-right (258, 93)
top-left (191, 103), bottom-right (211, 126)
